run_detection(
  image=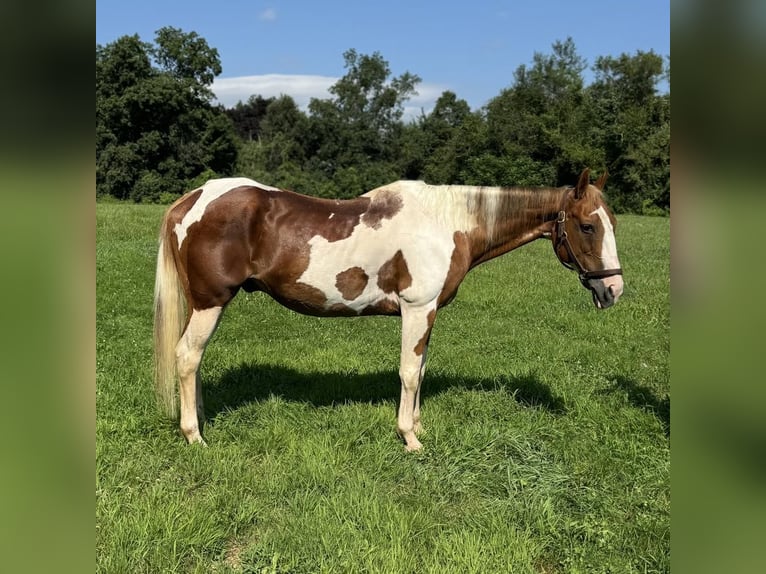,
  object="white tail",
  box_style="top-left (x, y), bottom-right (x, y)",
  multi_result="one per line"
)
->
top-left (153, 215), bottom-right (185, 418)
